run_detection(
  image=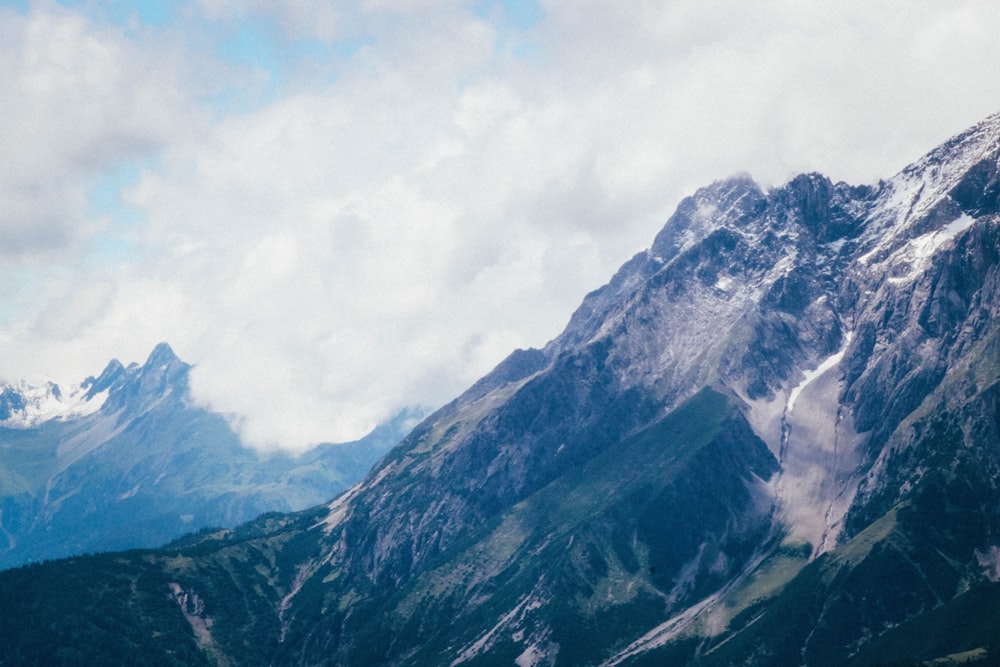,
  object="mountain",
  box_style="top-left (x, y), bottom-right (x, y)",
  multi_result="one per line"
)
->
top-left (0, 343), bottom-right (417, 570)
top-left (3, 112), bottom-right (1000, 665)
